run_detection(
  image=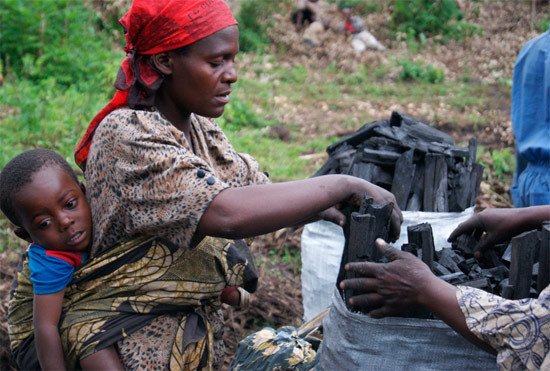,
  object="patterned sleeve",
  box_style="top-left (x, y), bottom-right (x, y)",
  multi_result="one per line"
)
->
top-left (456, 285), bottom-right (550, 370)
top-left (28, 246), bottom-right (75, 294)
